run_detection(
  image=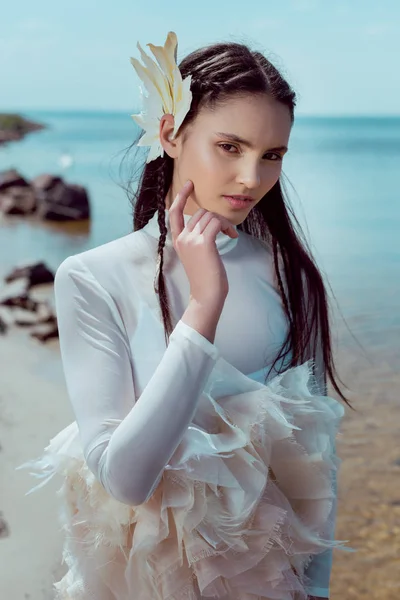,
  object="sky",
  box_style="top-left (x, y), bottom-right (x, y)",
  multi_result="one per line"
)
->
top-left (0, 0), bottom-right (399, 116)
